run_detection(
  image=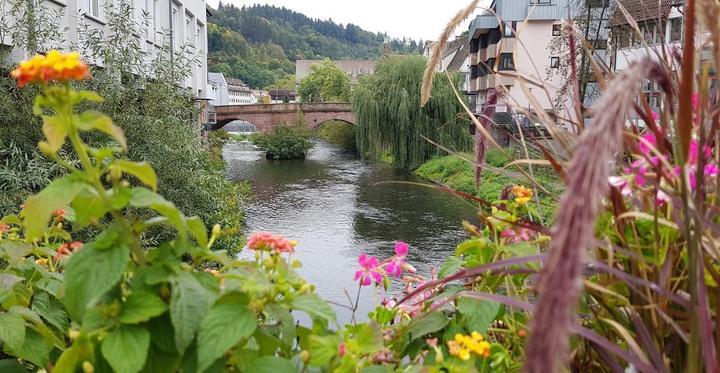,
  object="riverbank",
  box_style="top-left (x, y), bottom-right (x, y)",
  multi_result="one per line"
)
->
top-left (415, 149), bottom-right (561, 224)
